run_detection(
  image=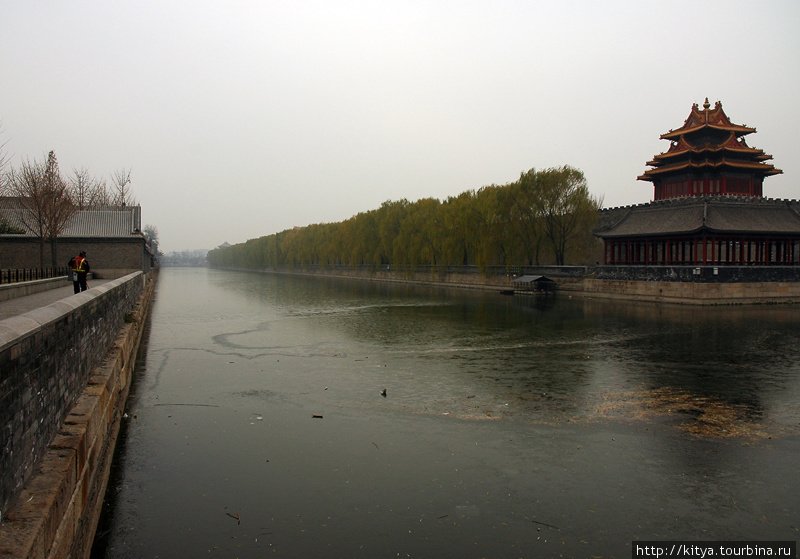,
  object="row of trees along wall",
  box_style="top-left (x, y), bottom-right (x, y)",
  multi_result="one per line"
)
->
top-left (208, 166), bottom-right (603, 271)
top-left (0, 150), bottom-right (160, 267)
